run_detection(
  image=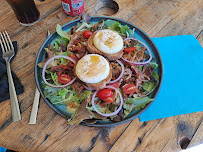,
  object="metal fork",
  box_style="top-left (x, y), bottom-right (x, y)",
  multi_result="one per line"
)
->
top-left (0, 31), bottom-right (21, 122)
